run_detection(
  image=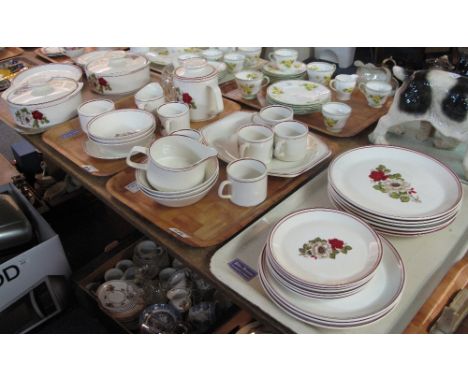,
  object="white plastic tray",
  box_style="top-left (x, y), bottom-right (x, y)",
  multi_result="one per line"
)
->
top-left (210, 170), bottom-right (468, 333)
